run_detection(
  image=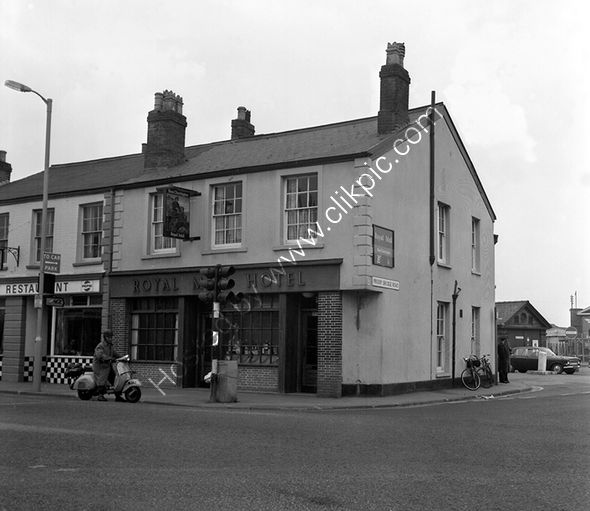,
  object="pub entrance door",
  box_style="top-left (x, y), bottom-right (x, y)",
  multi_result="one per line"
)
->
top-left (300, 309), bottom-right (318, 393)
